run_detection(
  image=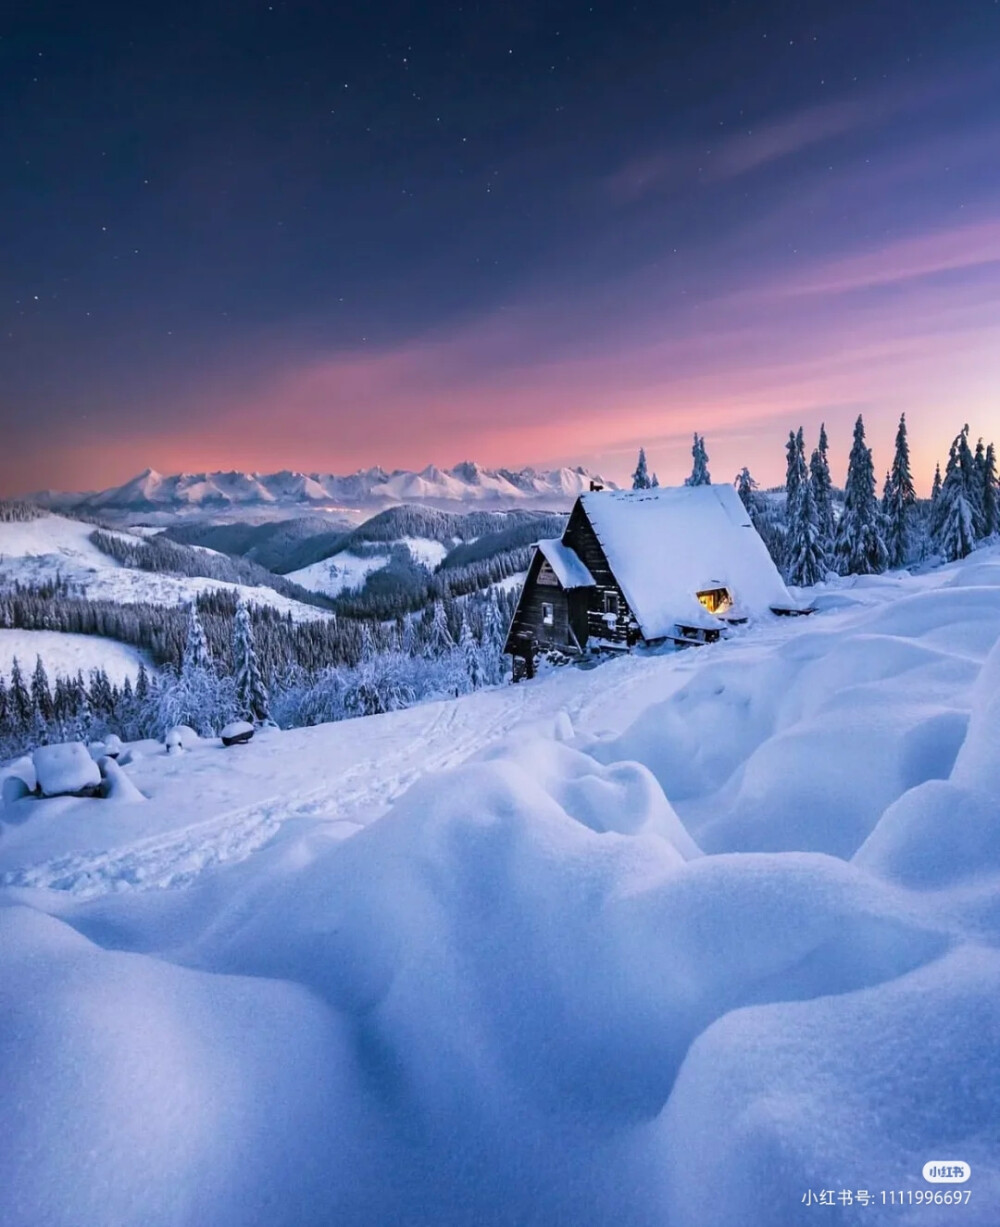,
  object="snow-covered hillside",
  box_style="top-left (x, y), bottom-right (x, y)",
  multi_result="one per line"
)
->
top-left (2, 550), bottom-right (999, 1225)
top-left (33, 461), bottom-right (612, 518)
top-left (288, 536), bottom-right (450, 596)
top-left (0, 513), bottom-right (328, 621)
top-left (0, 630), bottom-right (146, 684)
